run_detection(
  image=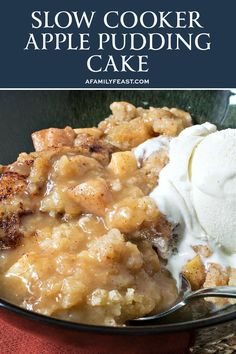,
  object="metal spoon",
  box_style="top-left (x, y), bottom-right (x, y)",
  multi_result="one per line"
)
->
top-left (129, 275), bottom-right (236, 324)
